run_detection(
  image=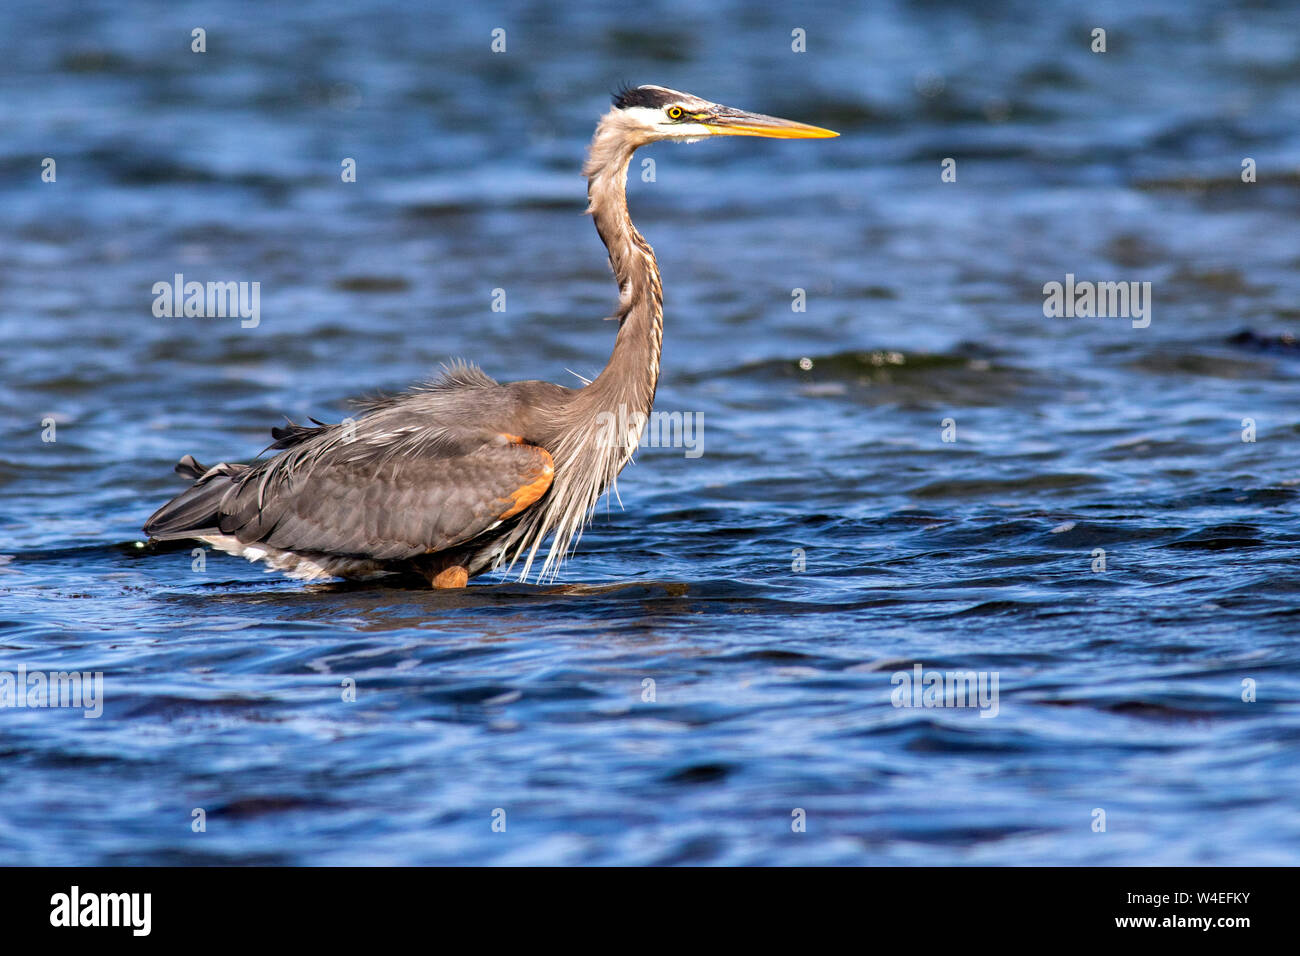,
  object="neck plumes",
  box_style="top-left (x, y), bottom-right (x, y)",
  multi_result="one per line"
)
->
top-left (499, 110), bottom-right (664, 582)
